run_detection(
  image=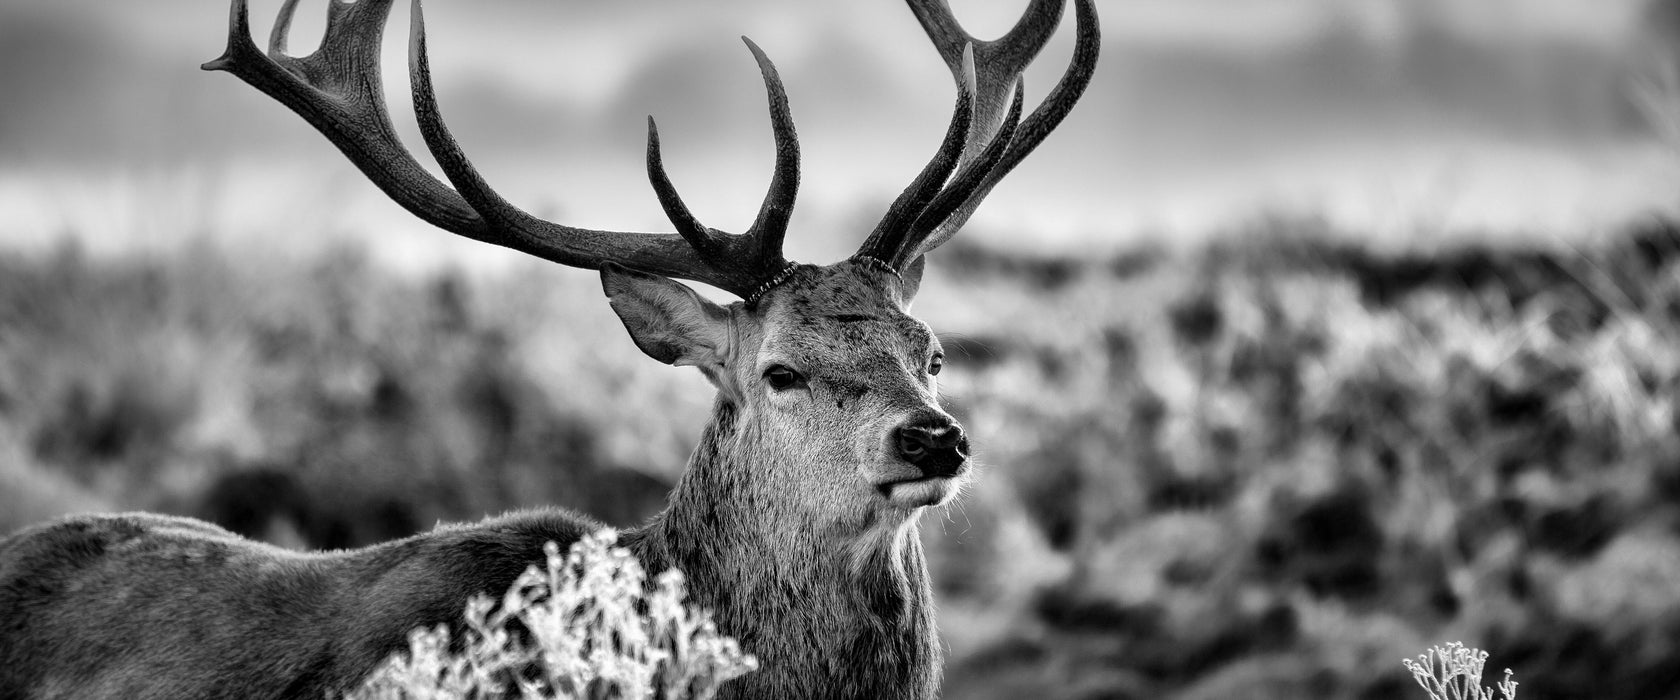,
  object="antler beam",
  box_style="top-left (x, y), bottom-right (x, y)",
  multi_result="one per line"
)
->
top-left (203, 0), bottom-right (797, 298)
